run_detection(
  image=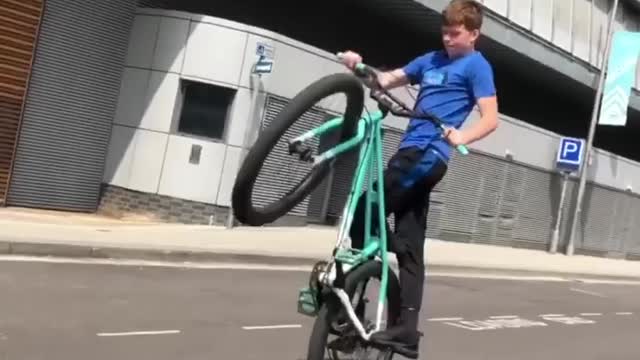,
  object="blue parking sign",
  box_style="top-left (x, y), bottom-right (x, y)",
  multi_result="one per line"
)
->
top-left (556, 137), bottom-right (585, 172)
